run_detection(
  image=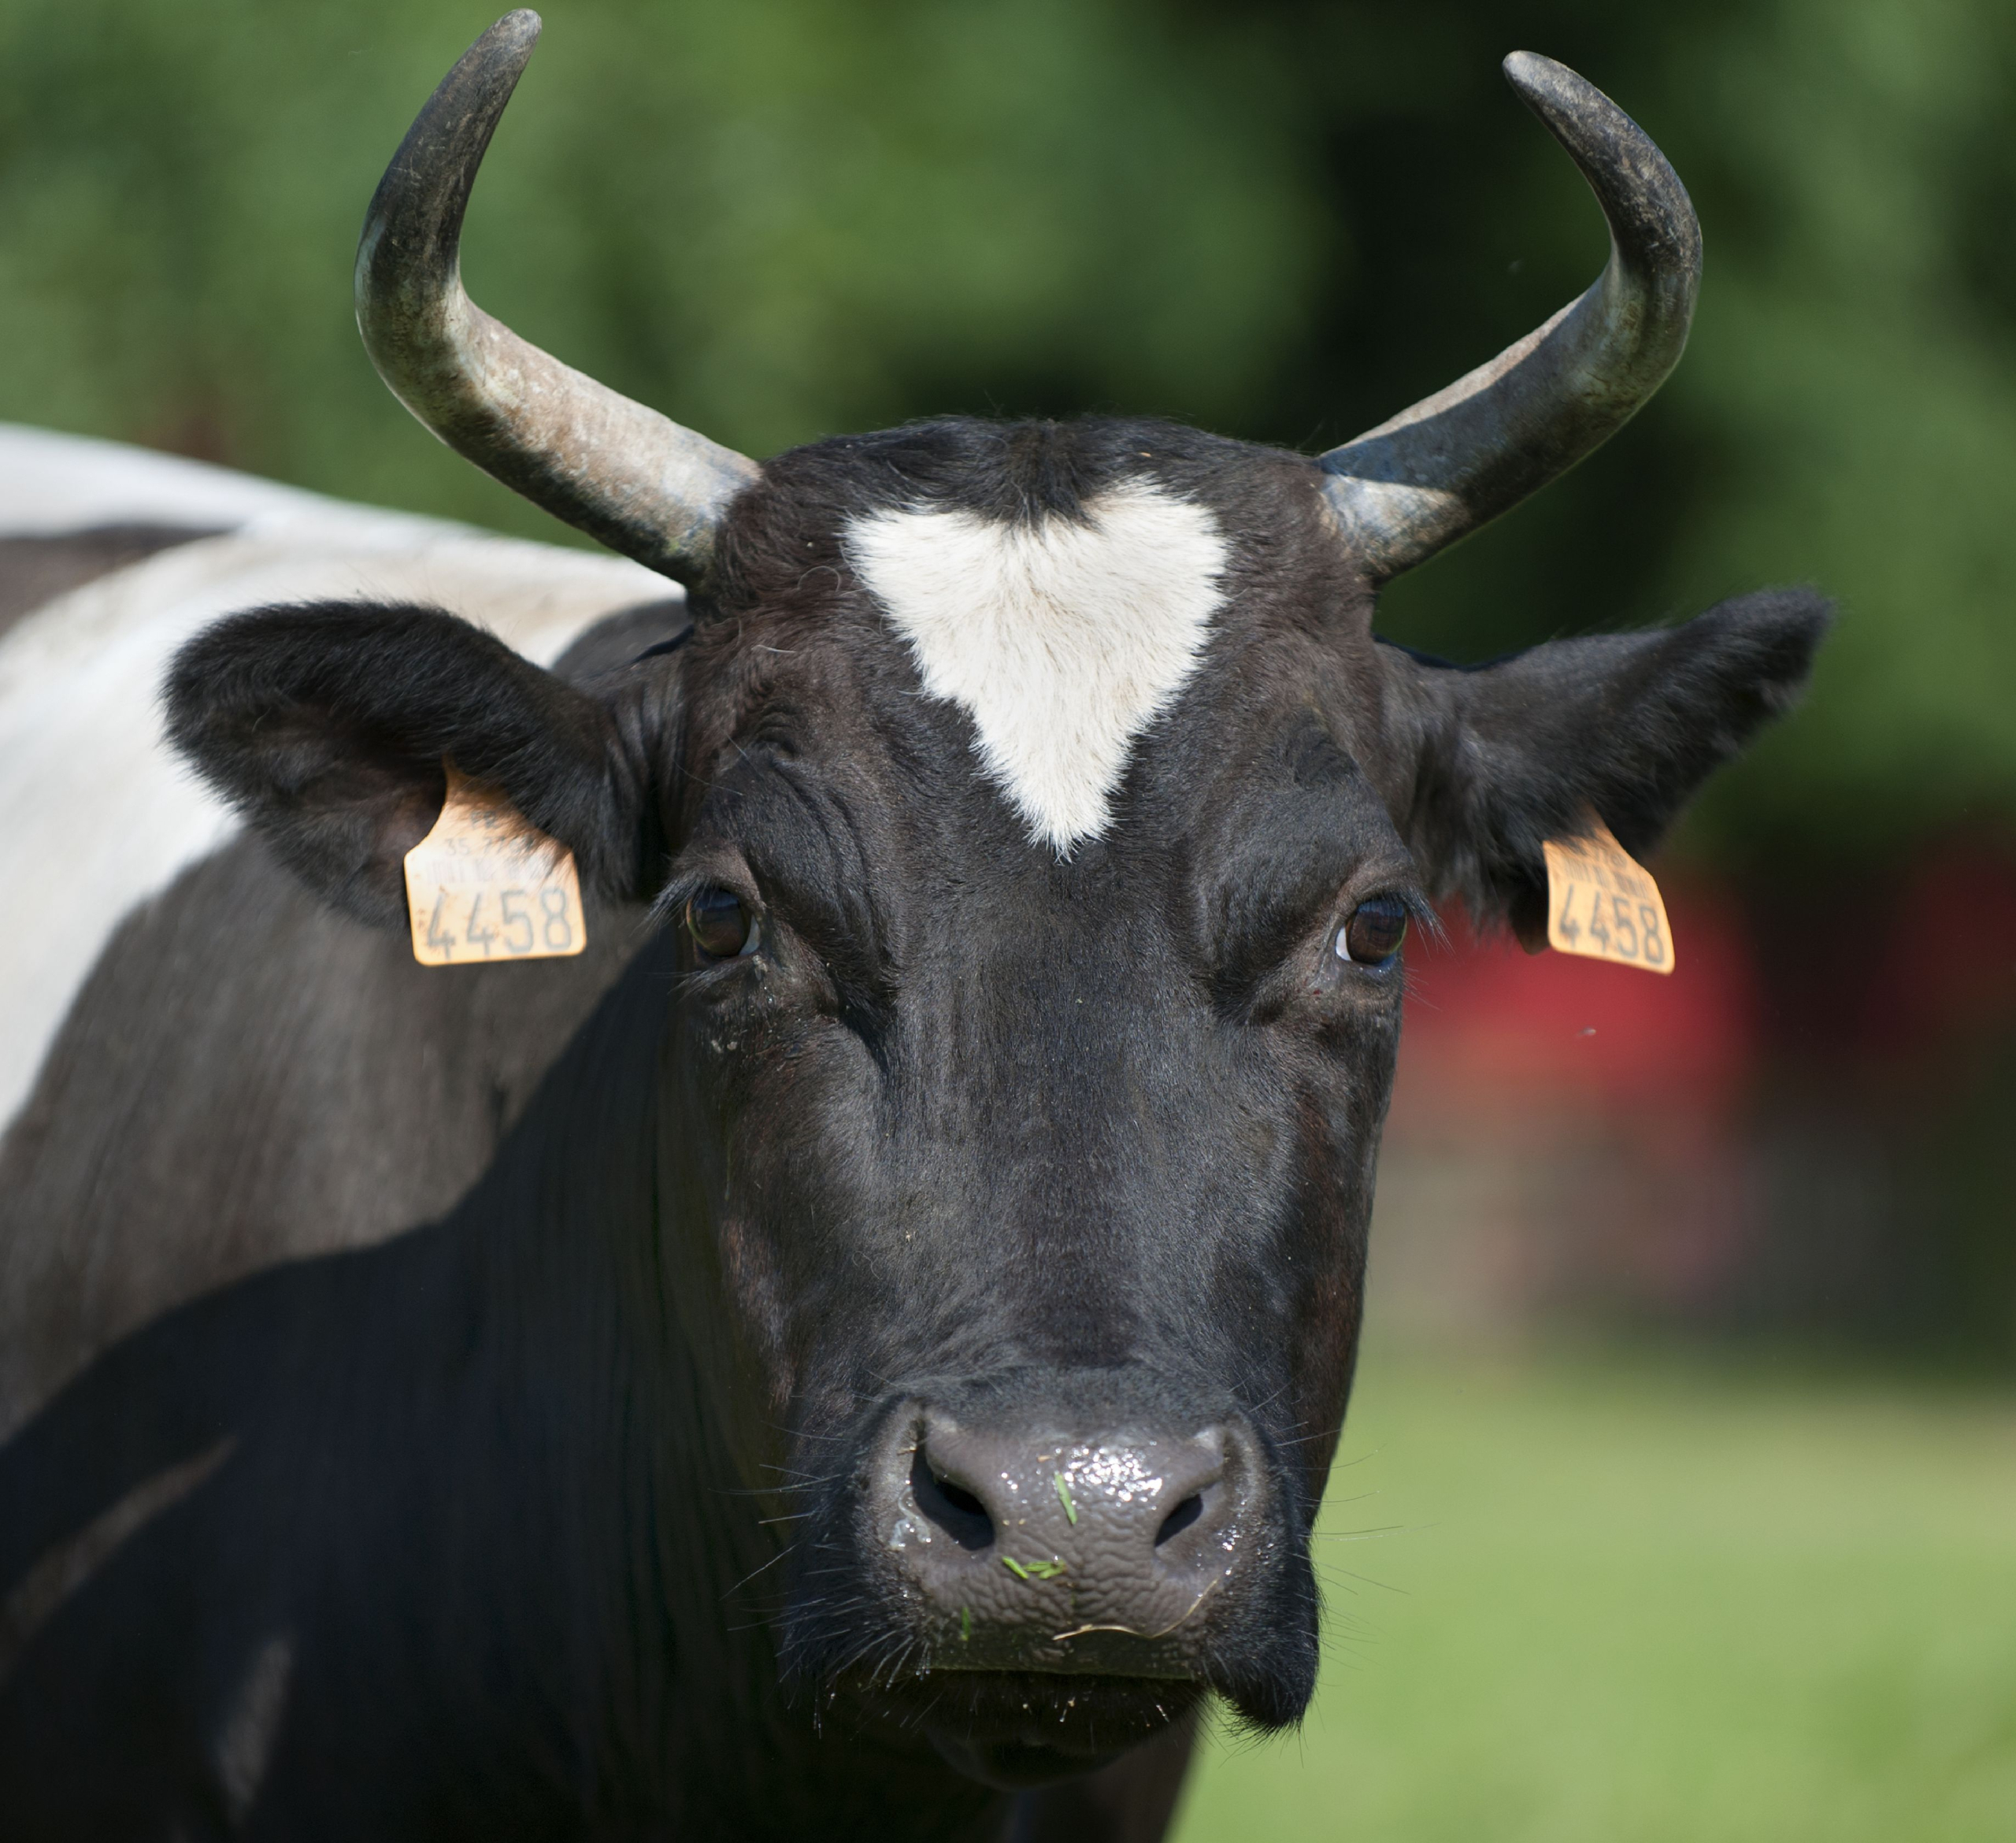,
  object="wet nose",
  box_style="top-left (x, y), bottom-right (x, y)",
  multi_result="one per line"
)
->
top-left (916, 1416), bottom-right (1229, 1562)
top-left (876, 1407), bottom-right (1263, 1666)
